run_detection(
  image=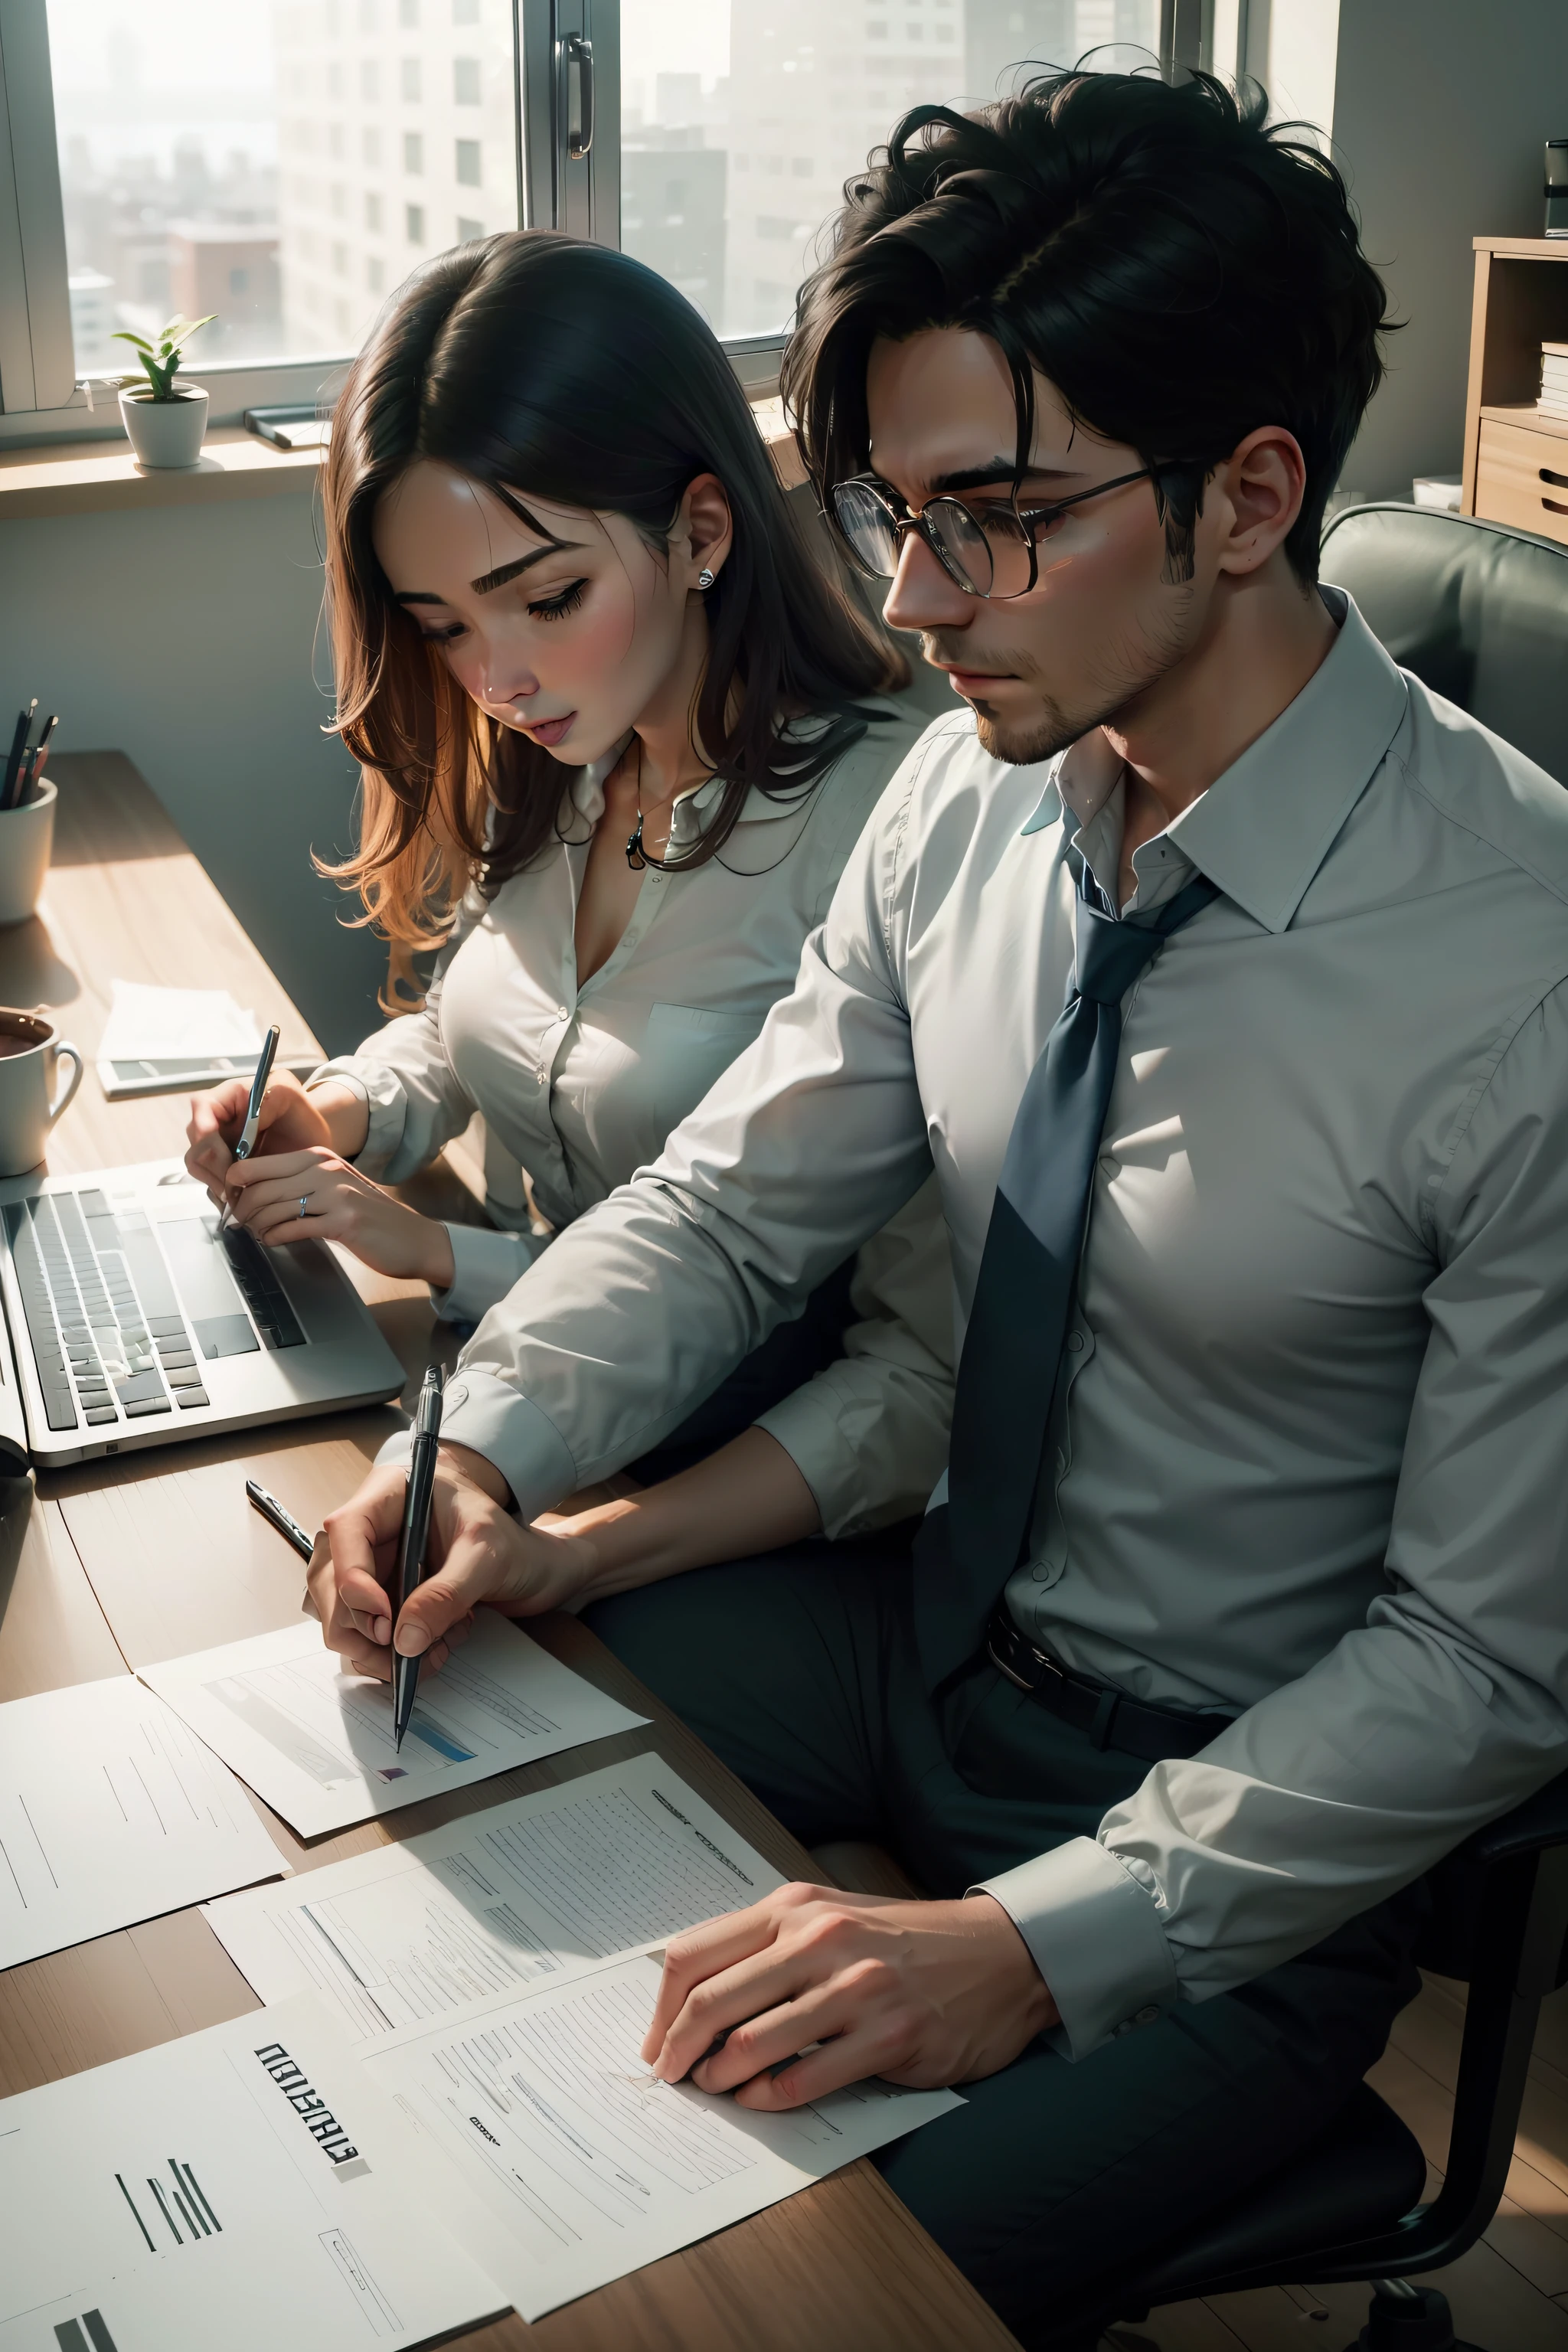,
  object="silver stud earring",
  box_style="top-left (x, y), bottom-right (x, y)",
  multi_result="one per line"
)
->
top-left (697, 567), bottom-right (715, 590)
